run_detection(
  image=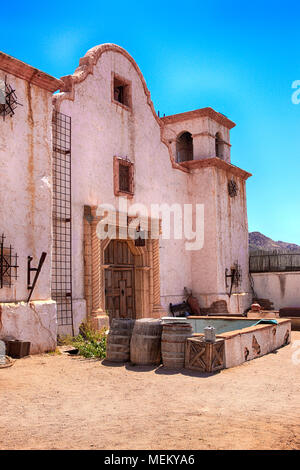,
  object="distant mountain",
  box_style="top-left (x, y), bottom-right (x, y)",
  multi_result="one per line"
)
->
top-left (249, 232), bottom-right (300, 253)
